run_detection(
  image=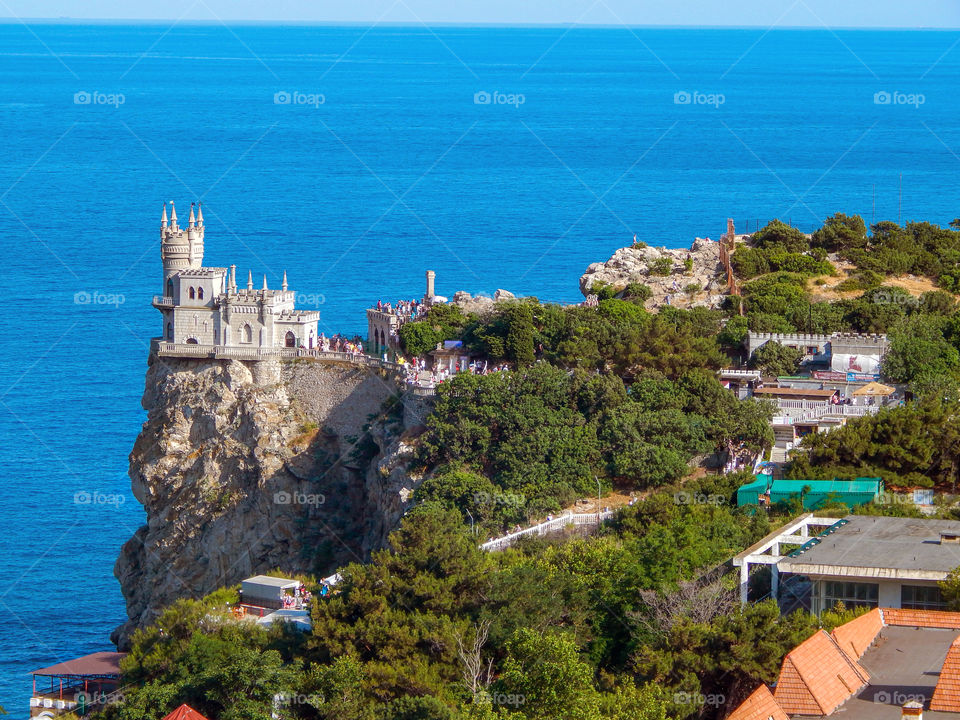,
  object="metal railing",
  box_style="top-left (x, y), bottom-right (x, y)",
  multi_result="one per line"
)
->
top-left (479, 510), bottom-right (615, 552)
